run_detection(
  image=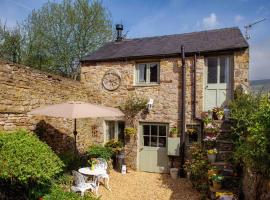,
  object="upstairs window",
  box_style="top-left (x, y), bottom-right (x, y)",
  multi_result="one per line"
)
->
top-left (136, 63), bottom-right (159, 85)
